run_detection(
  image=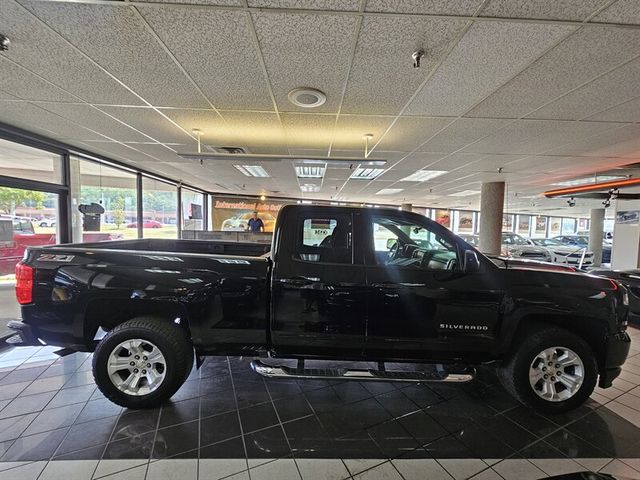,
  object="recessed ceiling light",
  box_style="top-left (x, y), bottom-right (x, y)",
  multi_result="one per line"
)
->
top-left (288, 88), bottom-right (326, 108)
top-left (300, 184), bottom-right (321, 193)
top-left (295, 165), bottom-right (326, 178)
top-left (376, 188), bottom-right (404, 195)
top-left (400, 170), bottom-right (447, 182)
top-left (552, 175), bottom-right (626, 187)
top-left (449, 190), bottom-right (480, 197)
top-left (350, 168), bottom-right (385, 180)
top-left (234, 165), bottom-right (269, 177)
